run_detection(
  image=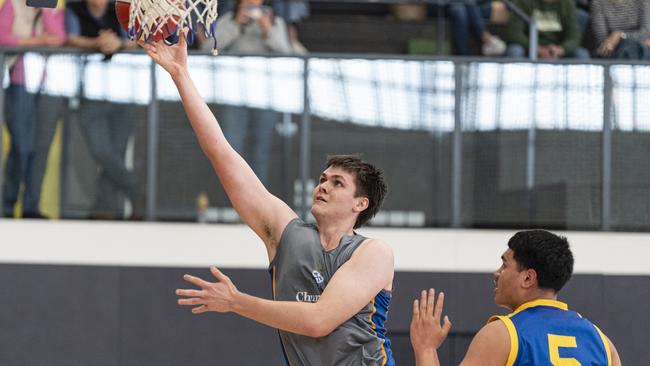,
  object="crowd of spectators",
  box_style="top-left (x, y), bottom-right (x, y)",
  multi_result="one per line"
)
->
top-left (0, 0), bottom-right (649, 220)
